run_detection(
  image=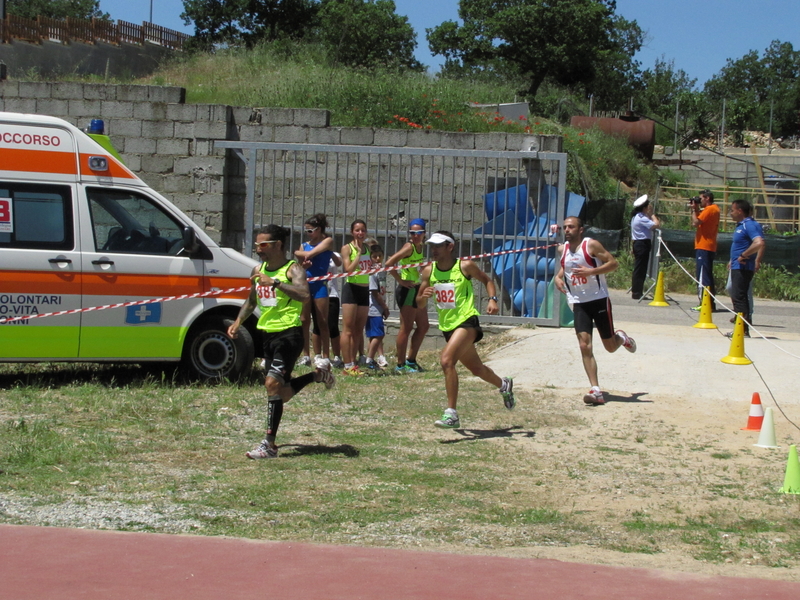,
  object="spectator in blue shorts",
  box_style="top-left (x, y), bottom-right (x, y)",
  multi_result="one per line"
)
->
top-left (294, 214), bottom-right (336, 369)
top-left (365, 243), bottom-right (389, 371)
